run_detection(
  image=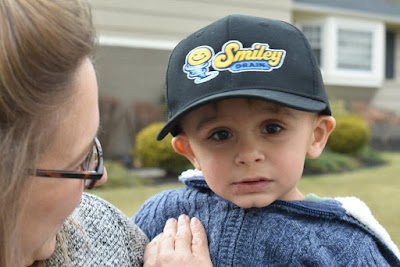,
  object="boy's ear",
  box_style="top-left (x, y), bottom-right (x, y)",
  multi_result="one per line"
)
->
top-left (307, 116), bottom-right (336, 159)
top-left (172, 135), bottom-right (201, 170)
